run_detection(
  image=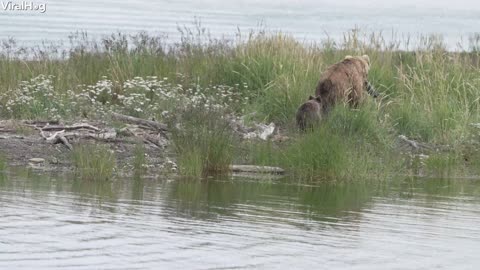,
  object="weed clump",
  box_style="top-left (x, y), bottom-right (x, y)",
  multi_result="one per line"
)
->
top-left (133, 143), bottom-right (147, 179)
top-left (72, 144), bottom-right (116, 181)
top-left (170, 106), bottom-right (234, 178)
